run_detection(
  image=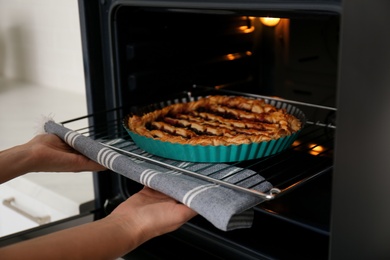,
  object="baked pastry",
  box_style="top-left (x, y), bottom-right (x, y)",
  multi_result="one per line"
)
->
top-left (127, 95), bottom-right (302, 146)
